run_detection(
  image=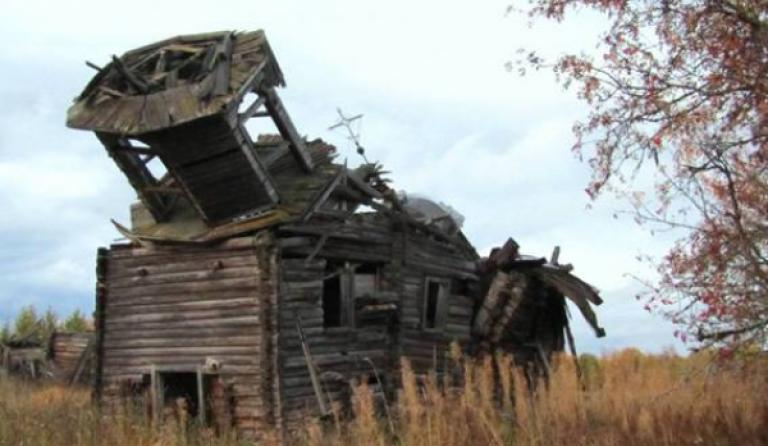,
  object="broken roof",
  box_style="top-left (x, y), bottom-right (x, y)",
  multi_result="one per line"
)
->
top-left (65, 30), bottom-right (604, 340)
top-left (67, 30), bottom-right (284, 134)
top-left (121, 136), bottom-right (344, 243)
top-left (67, 30), bottom-right (316, 225)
